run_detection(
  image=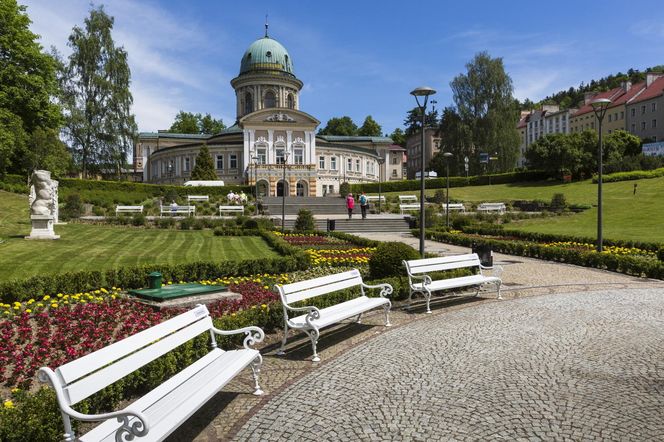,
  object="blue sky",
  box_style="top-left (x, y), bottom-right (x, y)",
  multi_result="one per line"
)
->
top-left (21, 0), bottom-right (664, 135)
